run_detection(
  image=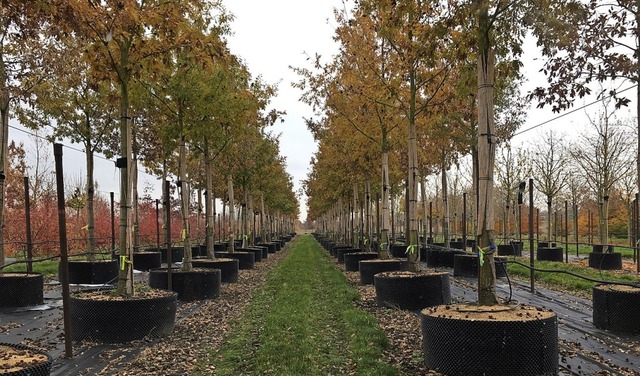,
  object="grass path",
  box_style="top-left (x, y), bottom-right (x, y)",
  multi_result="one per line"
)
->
top-left (201, 234), bottom-right (398, 376)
